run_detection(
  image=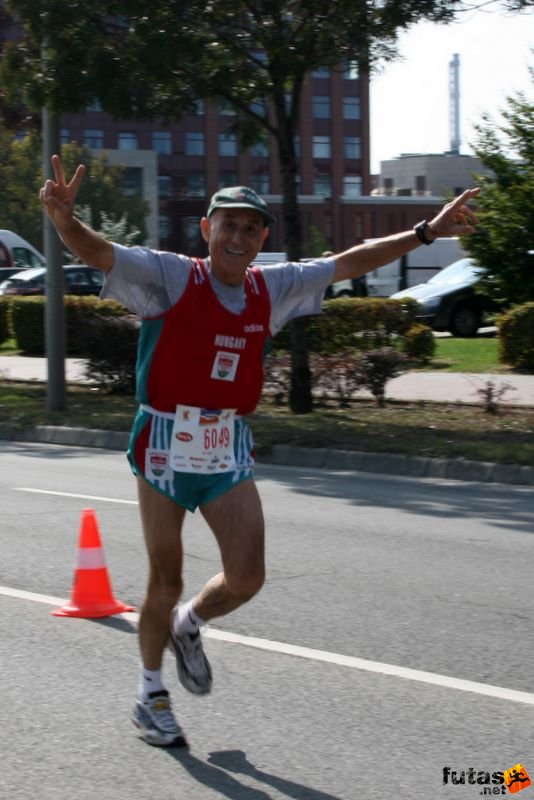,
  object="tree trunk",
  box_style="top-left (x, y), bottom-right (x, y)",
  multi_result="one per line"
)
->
top-left (277, 117), bottom-right (313, 414)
